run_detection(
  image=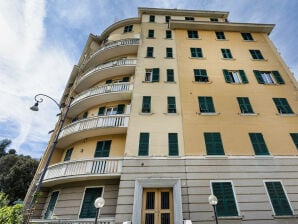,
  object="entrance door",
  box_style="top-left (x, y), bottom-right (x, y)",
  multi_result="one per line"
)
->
top-left (142, 188), bottom-right (173, 224)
